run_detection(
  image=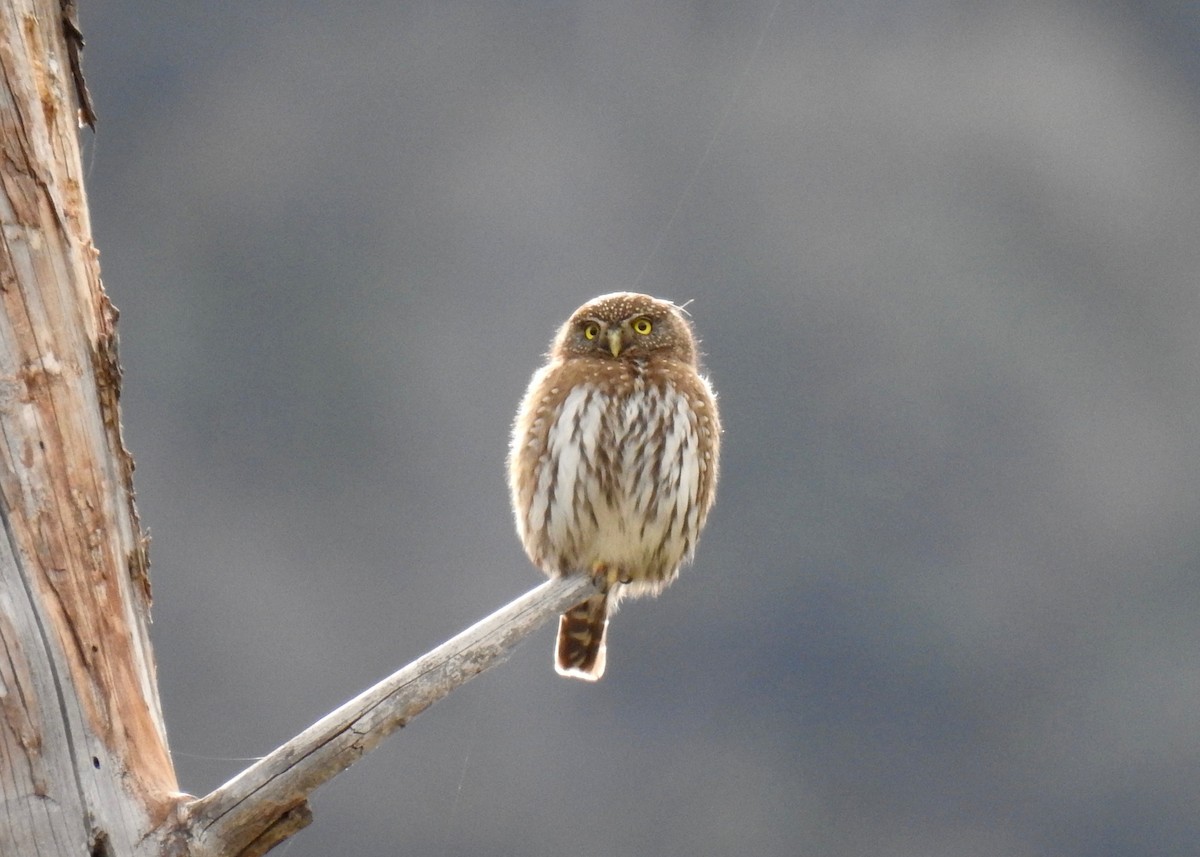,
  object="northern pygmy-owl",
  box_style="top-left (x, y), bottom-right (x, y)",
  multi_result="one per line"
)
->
top-left (508, 292), bottom-right (720, 680)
